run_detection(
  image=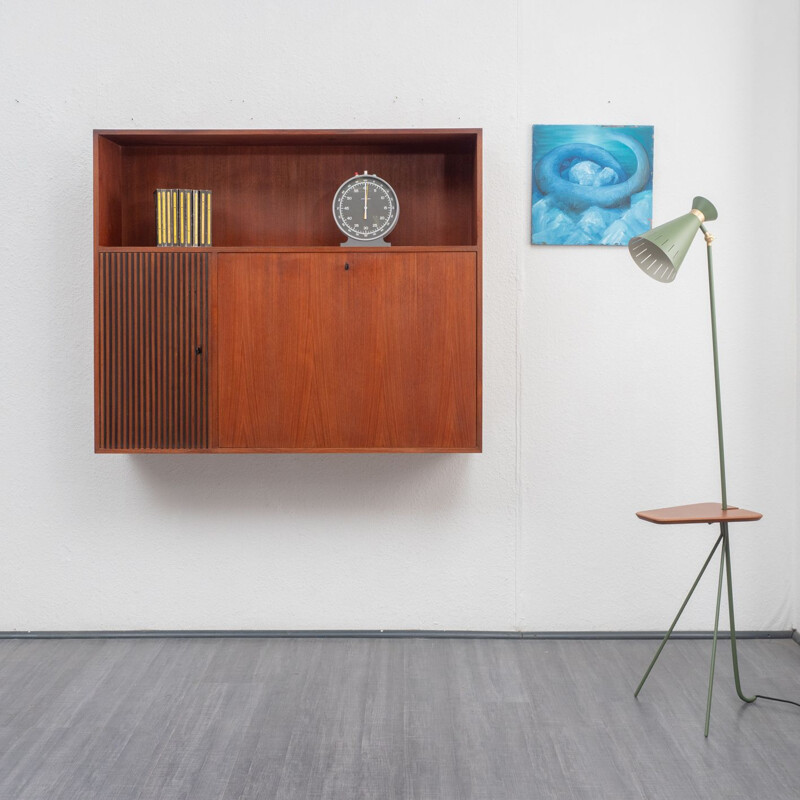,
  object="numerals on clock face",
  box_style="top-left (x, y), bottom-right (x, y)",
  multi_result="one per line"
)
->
top-left (333, 173), bottom-right (399, 242)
